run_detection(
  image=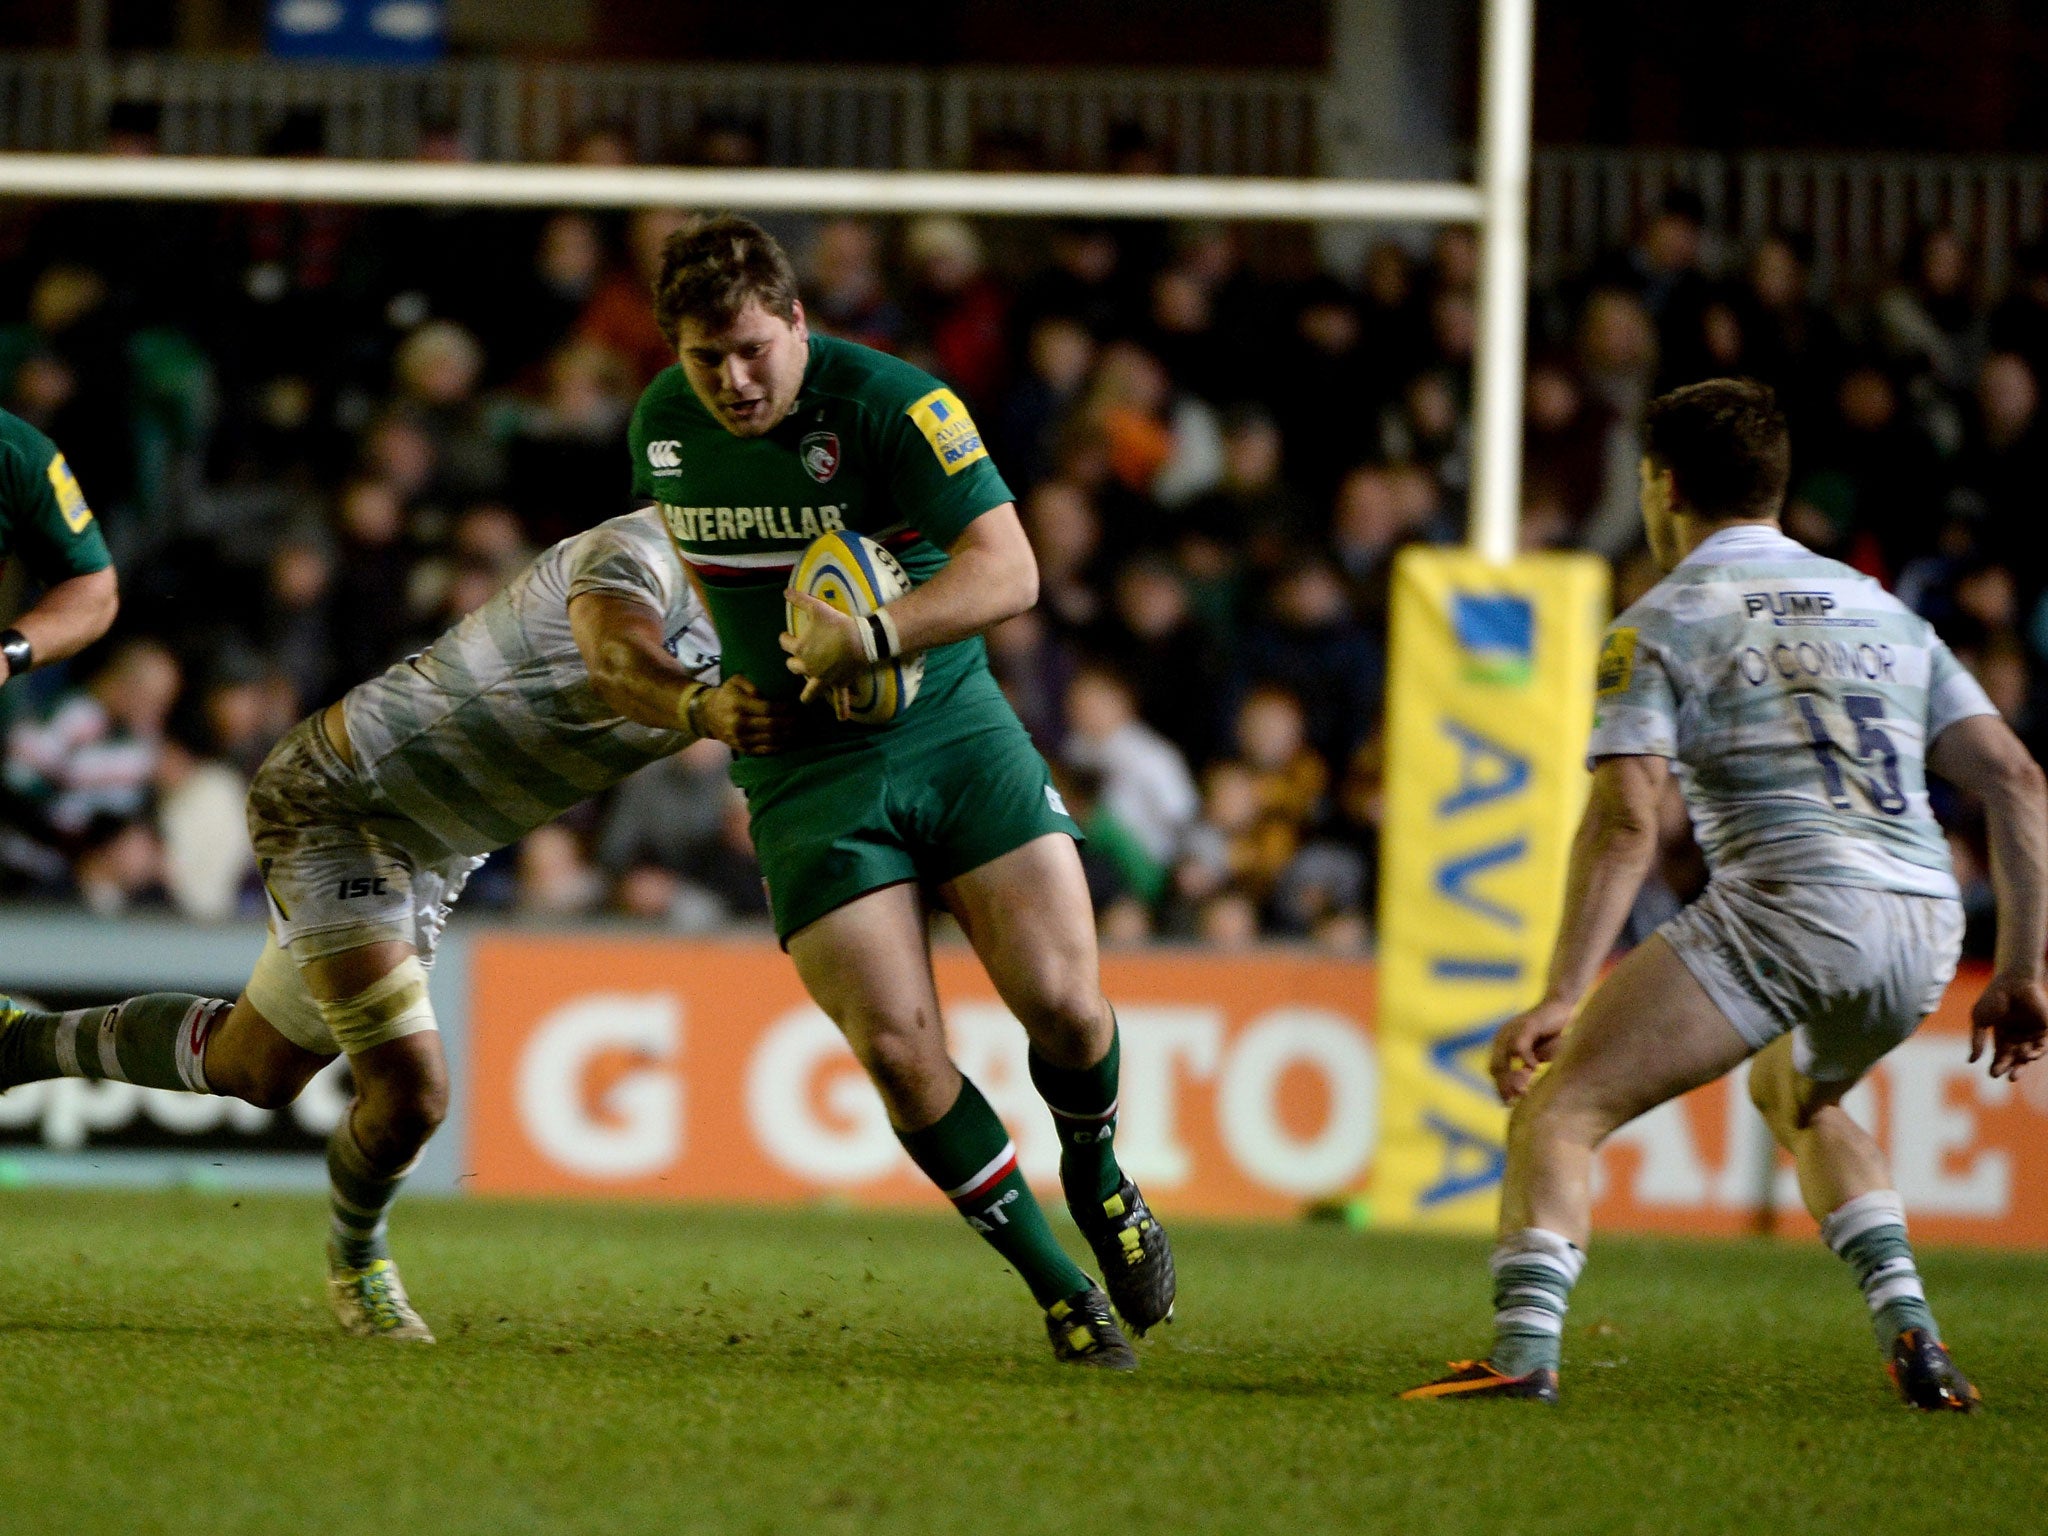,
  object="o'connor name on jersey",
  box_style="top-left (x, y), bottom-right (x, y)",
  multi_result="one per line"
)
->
top-left (658, 504), bottom-right (848, 543)
top-left (1736, 638), bottom-right (1907, 686)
